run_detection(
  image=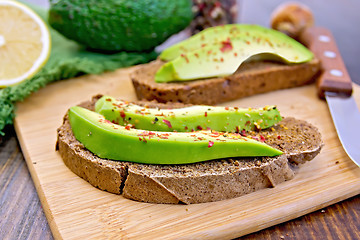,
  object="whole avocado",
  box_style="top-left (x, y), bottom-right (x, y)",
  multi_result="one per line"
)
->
top-left (48, 0), bottom-right (193, 51)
